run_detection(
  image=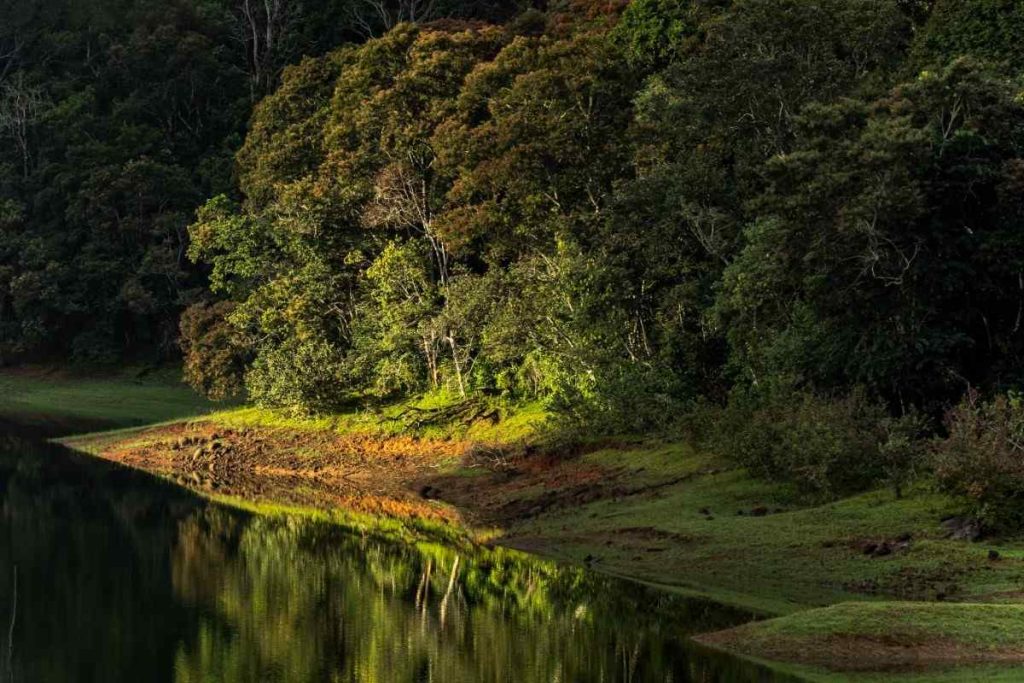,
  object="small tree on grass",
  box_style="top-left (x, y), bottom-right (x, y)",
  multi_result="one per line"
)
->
top-left (934, 390), bottom-right (1024, 532)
